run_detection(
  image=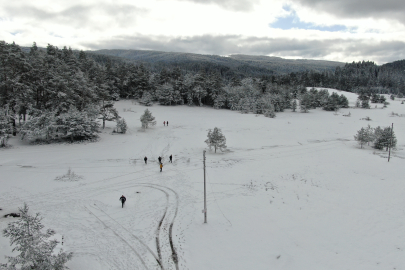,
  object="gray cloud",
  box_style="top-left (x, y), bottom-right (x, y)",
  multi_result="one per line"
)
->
top-left (3, 4), bottom-right (147, 29)
top-left (83, 34), bottom-right (405, 64)
top-left (291, 0), bottom-right (405, 24)
top-left (168, 0), bottom-right (261, 11)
